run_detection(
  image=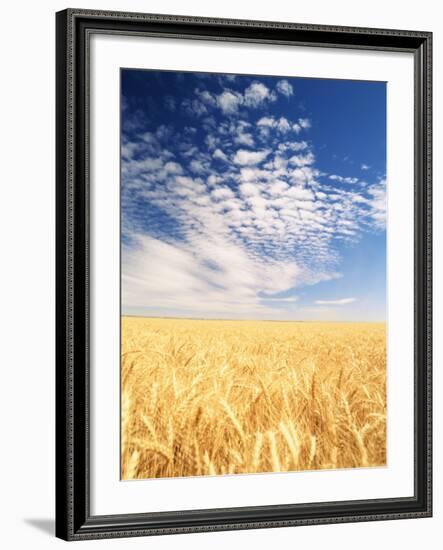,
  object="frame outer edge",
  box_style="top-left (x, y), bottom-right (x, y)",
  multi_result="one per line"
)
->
top-left (56, 8), bottom-right (78, 541)
top-left (55, 9), bottom-right (69, 542)
top-left (425, 31), bottom-right (433, 517)
top-left (64, 7), bottom-right (431, 38)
